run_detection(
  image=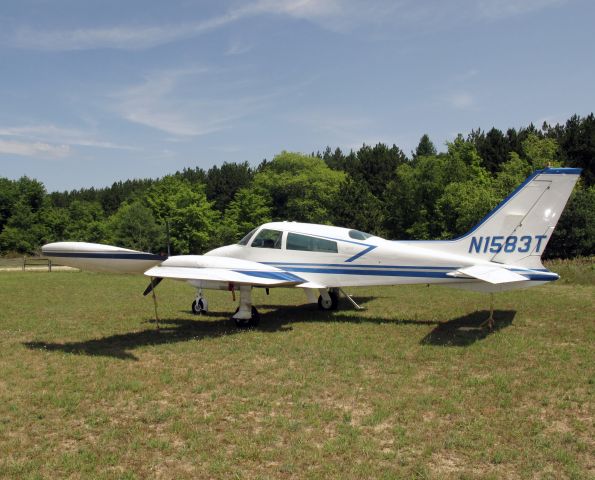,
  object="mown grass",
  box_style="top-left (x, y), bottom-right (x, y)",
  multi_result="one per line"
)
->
top-left (0, 261), bottom-right (593, 479)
